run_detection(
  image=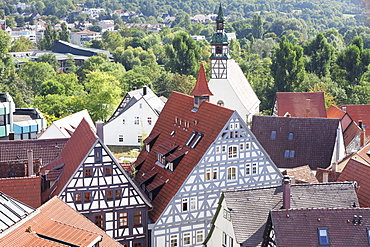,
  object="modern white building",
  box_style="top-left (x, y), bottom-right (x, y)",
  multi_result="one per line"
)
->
top-left (208, 6), bottom-right (260, 123)
top-left (103, 86), bottom-right (165, 147)
top-left (70, 30), bottom-right (101, 47)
